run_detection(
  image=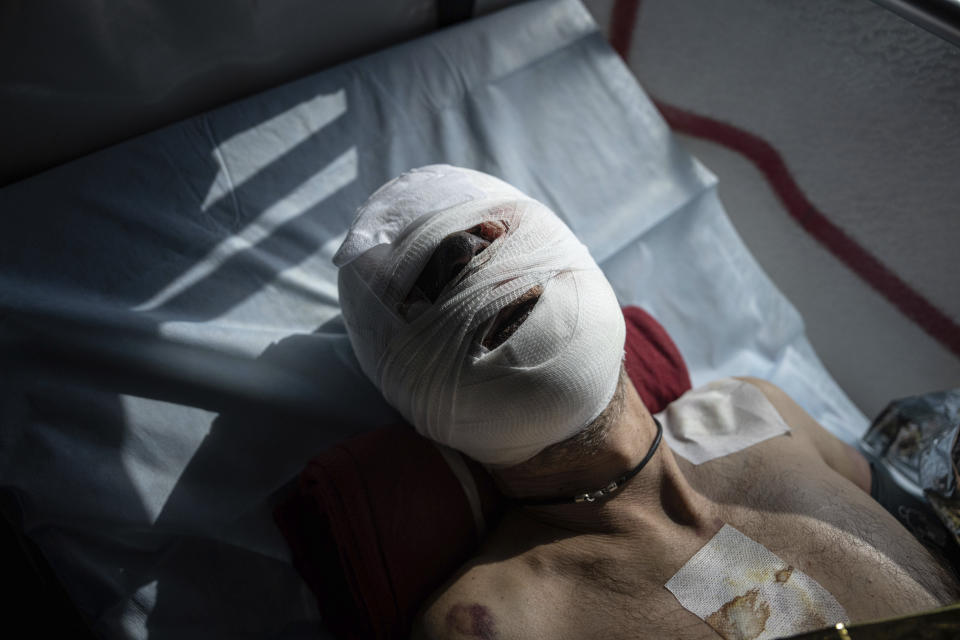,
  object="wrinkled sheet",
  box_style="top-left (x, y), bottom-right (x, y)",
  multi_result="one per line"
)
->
top-left (0, 0), bottom-right (867, 637)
